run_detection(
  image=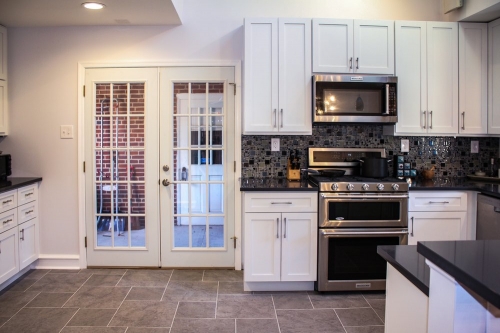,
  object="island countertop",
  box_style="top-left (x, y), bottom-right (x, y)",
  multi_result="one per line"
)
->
top-left (417, 240), bottom-right (500, 309)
